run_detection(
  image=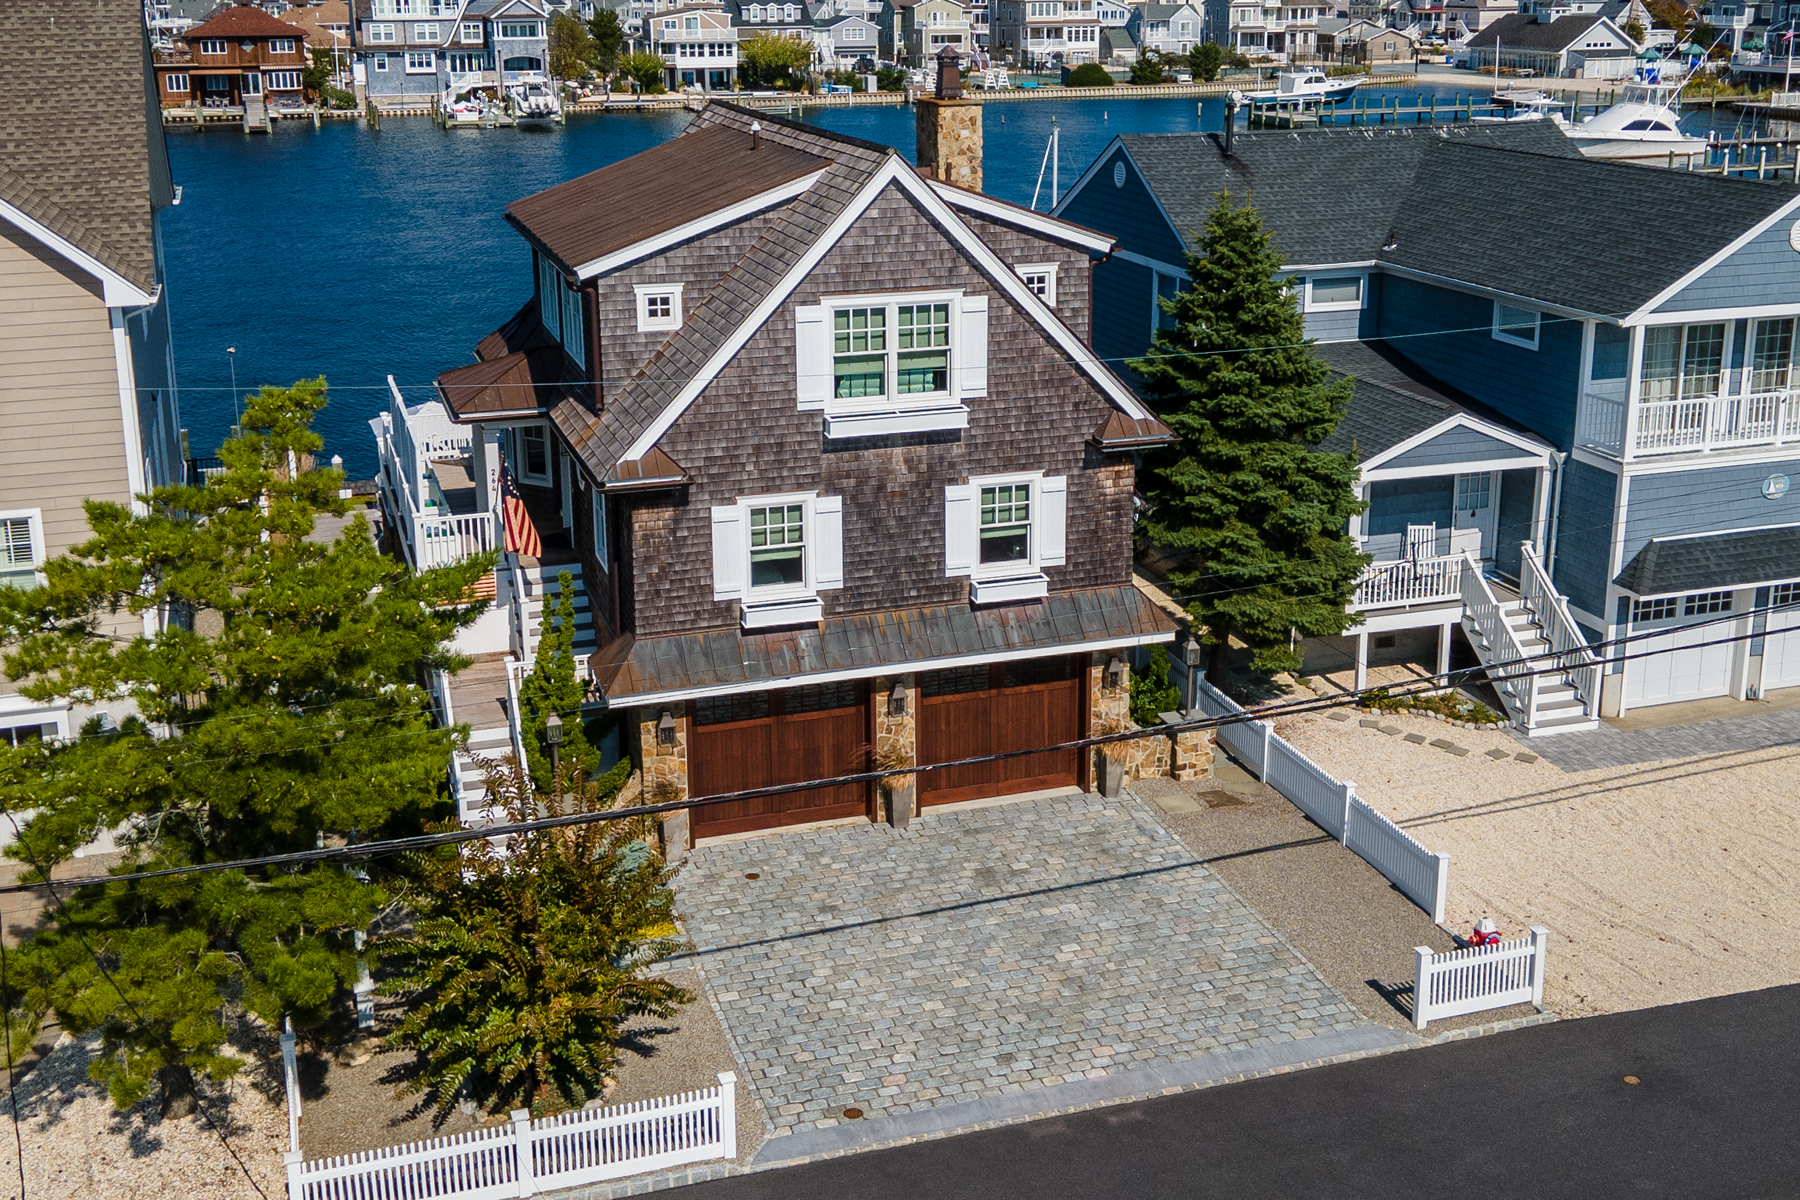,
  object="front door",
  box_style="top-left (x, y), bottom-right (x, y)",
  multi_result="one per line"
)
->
top-left (1453, 472), bottom-right (1496, 563)
top-left (244, 72), bottom-right (263, 95)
